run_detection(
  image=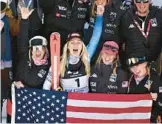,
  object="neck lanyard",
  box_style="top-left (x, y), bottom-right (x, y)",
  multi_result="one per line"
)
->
top-left (133, 19), bottom-right (151, 39)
